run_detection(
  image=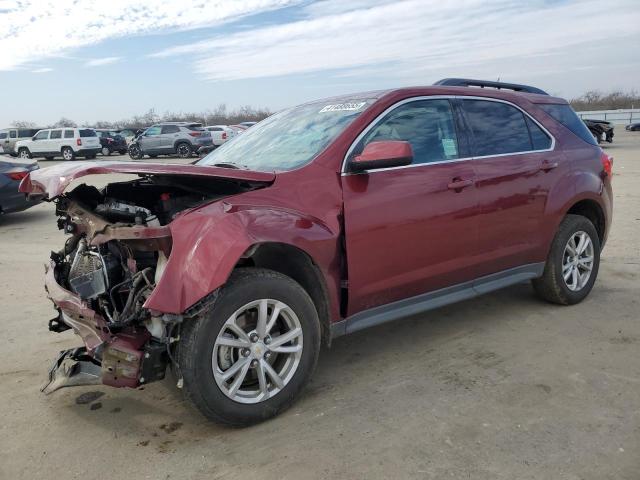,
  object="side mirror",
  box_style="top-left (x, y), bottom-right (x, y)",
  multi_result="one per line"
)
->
top-left (351, 141), bottom-right (413, 172)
